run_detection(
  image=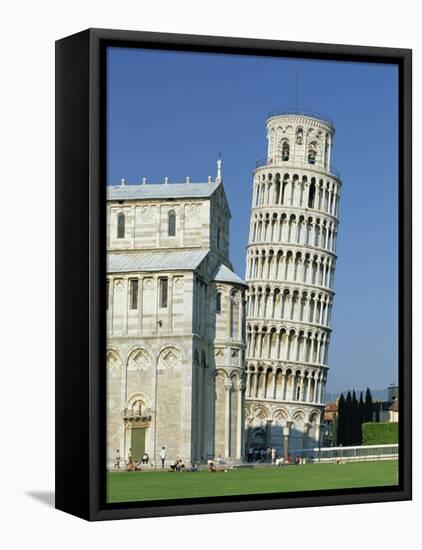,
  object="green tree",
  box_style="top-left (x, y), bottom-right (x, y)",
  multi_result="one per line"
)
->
top-left (365, 388), bottom-right (373, 423)
top-left (337, 394), bottom-right (345, 445)
top-left (362, 422), bottom-right (398, 445)
top-left (358, 392), bottom-right (365, 444)
top-left (345, 391), bottom-right (353, 446)
top-left (351, 391), bottom-right (359, 445)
